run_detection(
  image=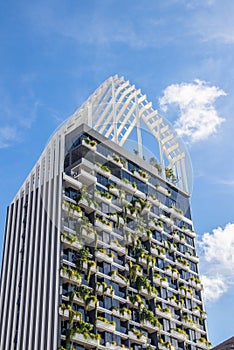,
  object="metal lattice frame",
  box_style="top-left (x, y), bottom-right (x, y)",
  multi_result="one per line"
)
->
top-left (69, 75), bottom-right (190, 193)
